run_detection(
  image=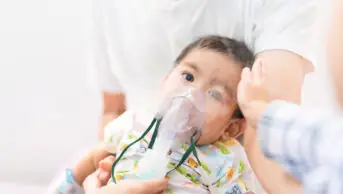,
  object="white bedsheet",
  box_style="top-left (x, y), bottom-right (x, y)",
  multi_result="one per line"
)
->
top-left (0, 182), bottom-right (46, 194)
